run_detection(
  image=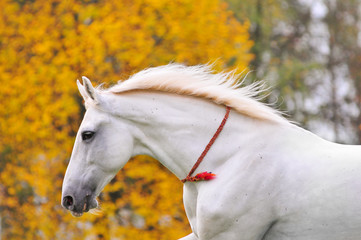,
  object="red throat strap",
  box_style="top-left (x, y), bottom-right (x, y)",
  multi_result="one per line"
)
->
top-left (181, 106), bottom-right (231, 183)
